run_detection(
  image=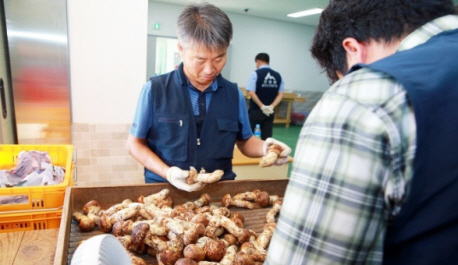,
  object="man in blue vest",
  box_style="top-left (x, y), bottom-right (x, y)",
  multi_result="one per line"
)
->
top-left (266, 1), bottom-right (458, 264)
top-left (127, 3), bottom-right (291, 192)
top-left (246, 53), bottom-right (284, 140)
